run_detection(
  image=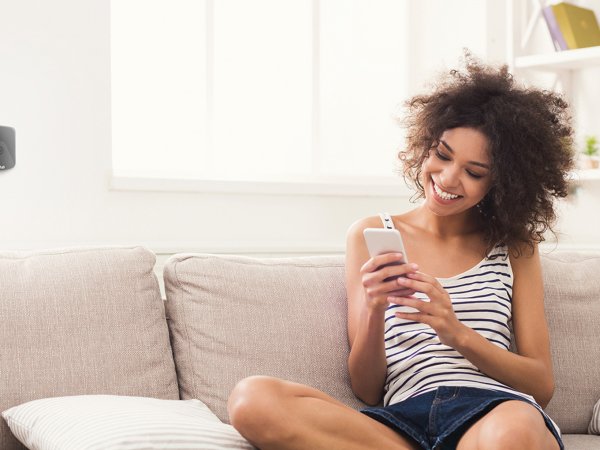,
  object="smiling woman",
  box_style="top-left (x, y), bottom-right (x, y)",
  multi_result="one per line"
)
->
top-left (399, 52), bottom-right (575, 256)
